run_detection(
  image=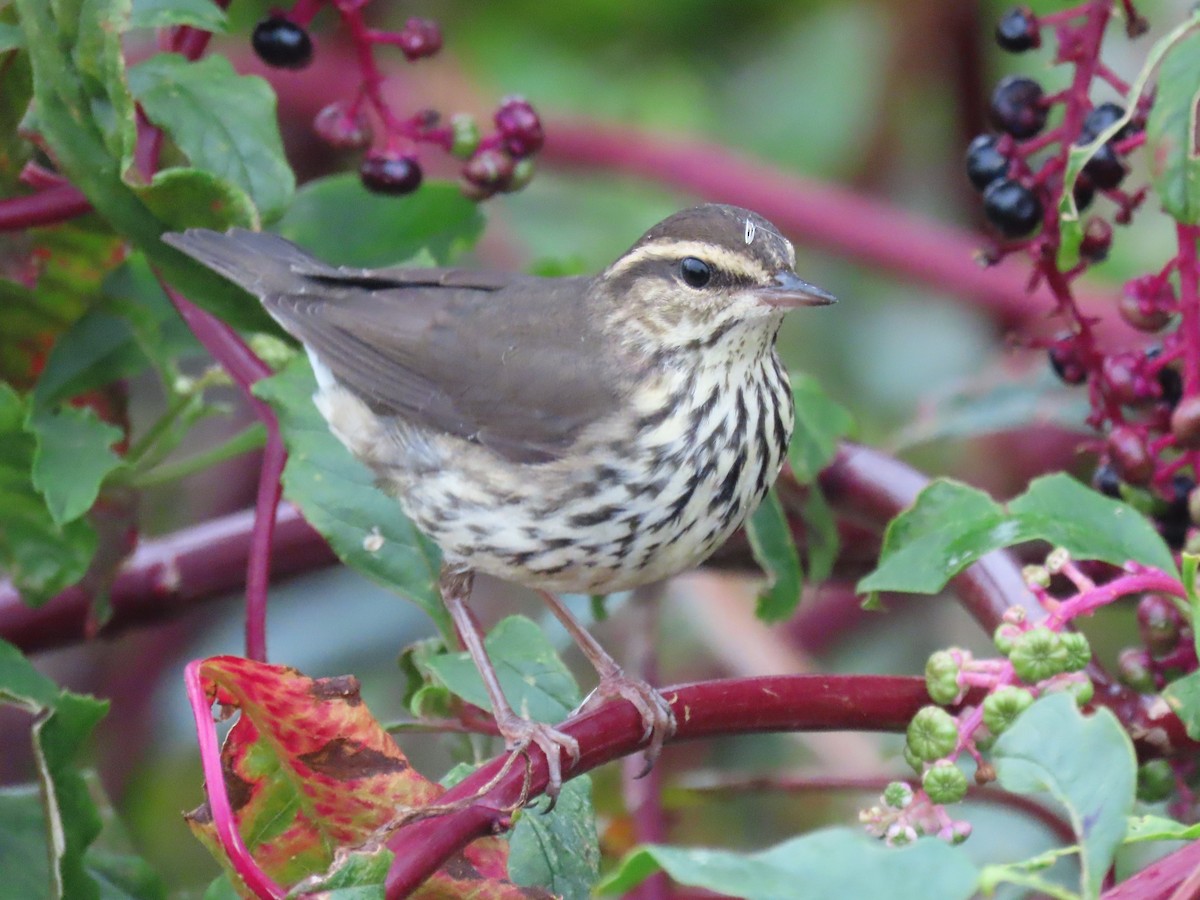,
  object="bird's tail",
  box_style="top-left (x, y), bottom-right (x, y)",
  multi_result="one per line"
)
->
top-left (162, 228), bottom-right (333, 298)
